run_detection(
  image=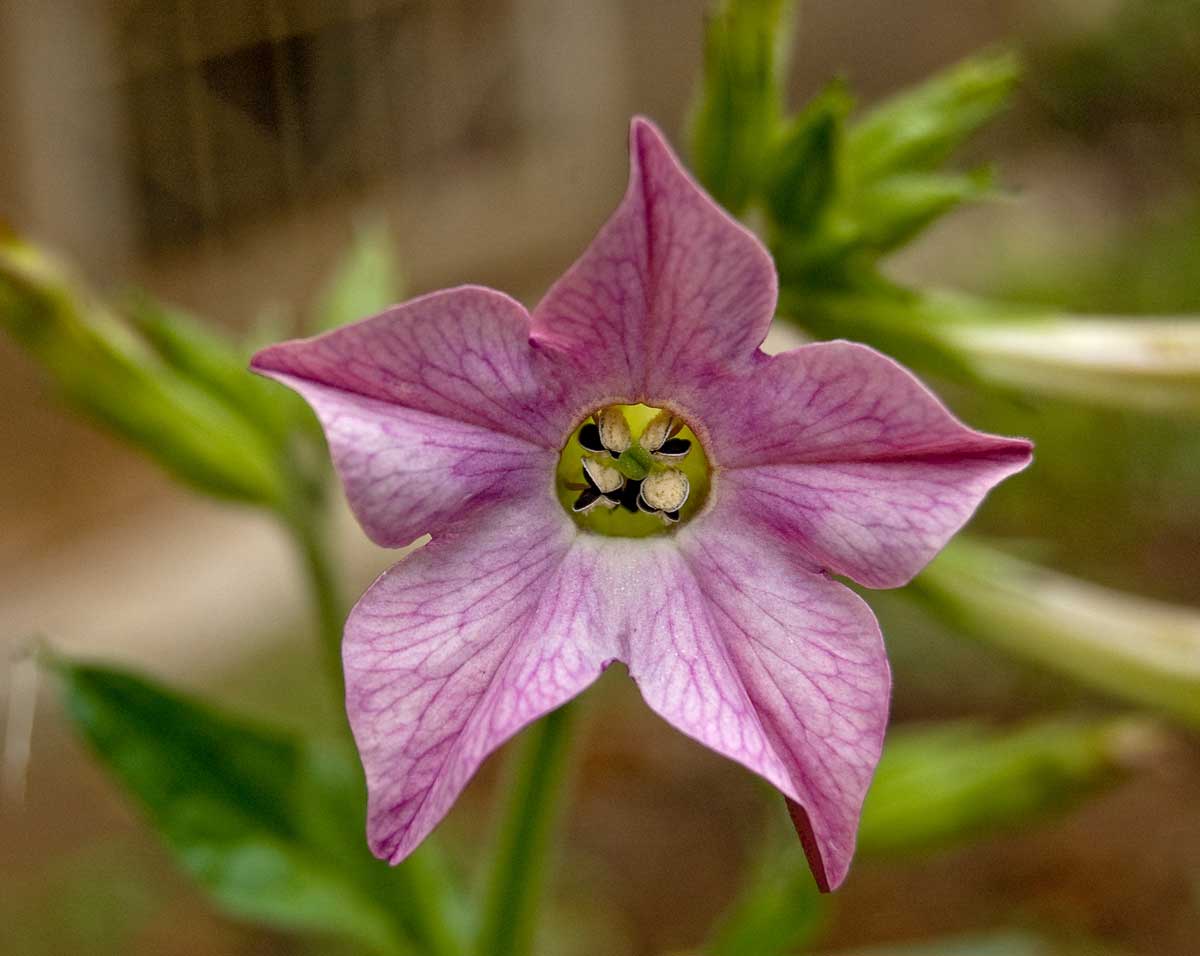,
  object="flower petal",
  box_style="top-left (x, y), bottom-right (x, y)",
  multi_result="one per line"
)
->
top-left (253, 285), bottom-right (573, 447)
top-left (251, 286), bottom-right (570, 544)
top-left (703, 341), bottom-right (1033, 588)
top-left (530, 117), bottom-right (777, 401)
top-left (604, 511), bottom-right (889, 892)
top-left (345, 496), bottom-right (611, 864)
